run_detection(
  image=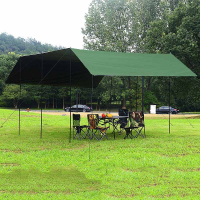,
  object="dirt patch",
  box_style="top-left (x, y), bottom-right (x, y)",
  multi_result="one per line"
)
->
top-left (66, 143), bottom-right (88, 151)
top-left (0, 163), bottom-right (19, 166)
top-left (0, 149), bottom-right (23, 153)
top-left (30, 111), bottom-right (104, 117)
top-left (186, 116), bottom-right (200, 119)
top-left (29, 111), bottom-right (200, 119)
top-left (21, 115), bottom-right (41, 118)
